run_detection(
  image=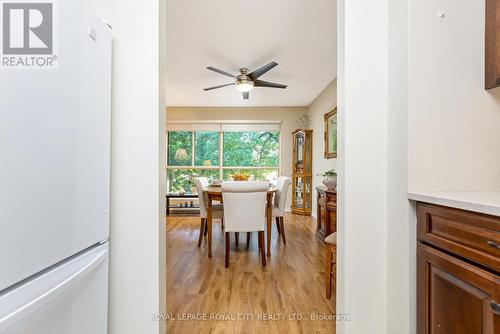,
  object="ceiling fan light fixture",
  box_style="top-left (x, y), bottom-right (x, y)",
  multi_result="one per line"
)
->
top-left (204, 62), bottom-right (286, 99)
top-left (235, 79), bottom-right (254, 92)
